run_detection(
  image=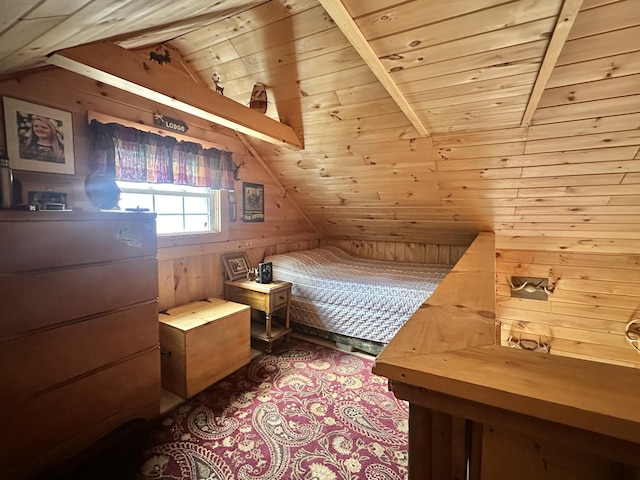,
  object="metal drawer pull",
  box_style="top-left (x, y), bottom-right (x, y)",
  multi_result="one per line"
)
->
top-left (161, 350), bottom-right (172, 356)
